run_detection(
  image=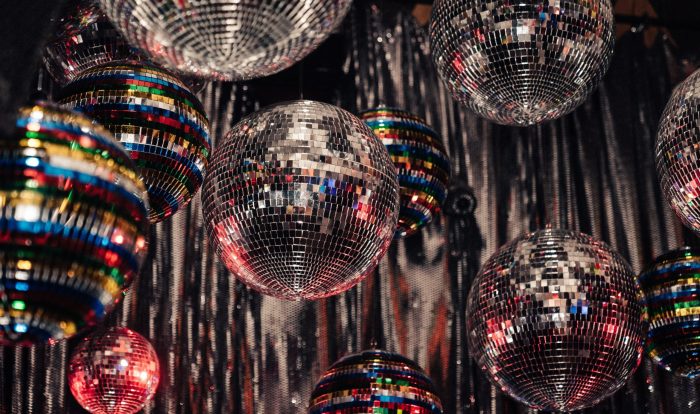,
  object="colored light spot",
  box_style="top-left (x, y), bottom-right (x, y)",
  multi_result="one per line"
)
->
top-left (15, 271), bottom-right (29, 281)
top-left (17, 260), bottom-right (32, 270)
top-left (15, 205), bottom-right (40, 221)
top-left (29, 109), bottom-right (44, 120)
top-left (11, 300), bottom-right (26, 311)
